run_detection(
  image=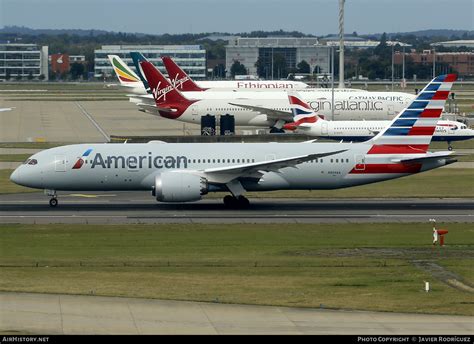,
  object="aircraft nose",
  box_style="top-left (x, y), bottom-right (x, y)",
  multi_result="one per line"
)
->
top-left (10, 167), bottom-right (22, 185)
